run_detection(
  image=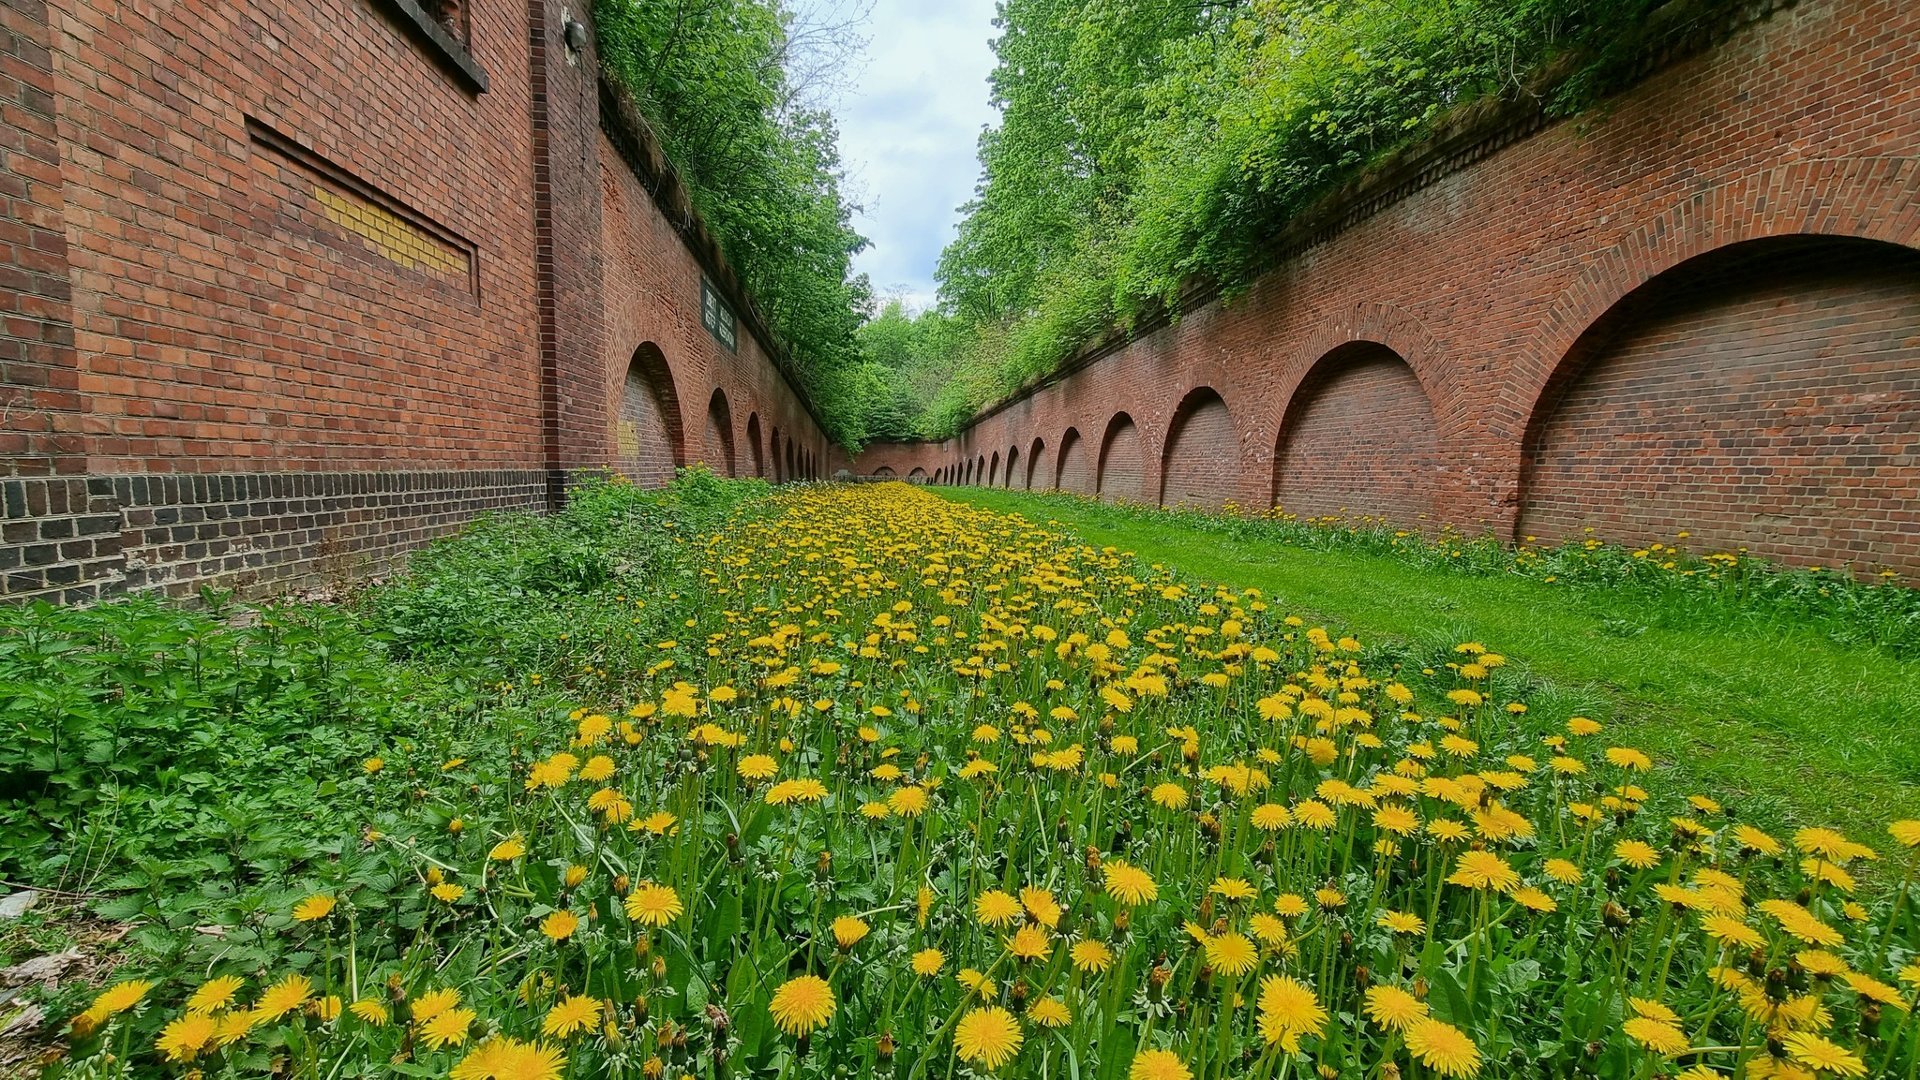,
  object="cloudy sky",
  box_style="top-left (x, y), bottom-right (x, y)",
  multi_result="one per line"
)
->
top-left (795, 0), bottom-right (1001, 312)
